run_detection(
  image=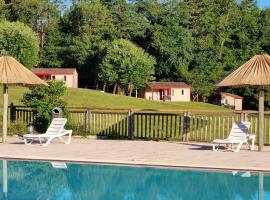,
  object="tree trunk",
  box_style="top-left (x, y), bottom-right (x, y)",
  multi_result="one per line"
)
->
top-left (103, 83), bottom-right (106, 92)
top-left (113, 84), bottom-right (117, 94)
top-left (117, 85), bottom-right (121, 95)
top-left (128, 83), bottom-right (133, 96)
top-left (192, 93), bottom-right (199, 102)
top-left (203, 96), bottom-right (207, 103)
